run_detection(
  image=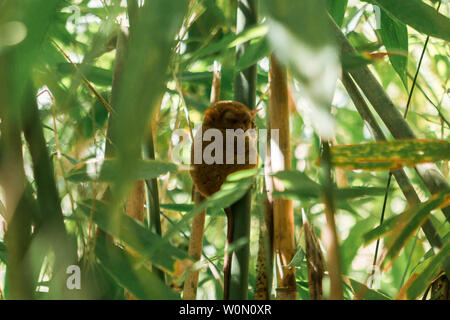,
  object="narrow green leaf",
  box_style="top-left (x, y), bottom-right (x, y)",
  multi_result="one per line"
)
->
top-left (185, 24), bottom-right (269, 63)
top-left (382, 190), bottom-right (450, 267)
top-left (160, 169), bottom-right (257, 242)
top-left (235, 37), bottom-right (272, 73)
top-left (407, 241), bottom-right (450, 300)
top-left (364, 190), bottom-right (450, 246)
top-left (95, 237), bottom-right (180, 300)
top-left (327, 0), bottom-right (348, 27)
top-left (0, 241), bottom-right (6, 264)
top-left (363, 212), bottom-right (407, 245)
top-left (346, 277), bottom-right (391, 300)
top-left (365, 0), bottom-right (450, 42)
top-left (289, 247), bottom-right (306, 267)
top-left (77, 200), bottom-right (190, 274)
top-left (272, 170), bottom-right (385, 199)
top-left (66, 159), bottom-right (177, 182)
top-left (331, 140), bottom-right (450, 170)
top-left (341, 54), bottom-right (373, 71)
top-left (379, 9), bottom-right (408, 87)
top-left (56, 63), bottom-right (113, 86)
top-left (336, 186), bottom-right (386, 199)
top-left (272, 170), bottom-right (321, 198)
top-left (341, 218), bottom-right (376, 273)
top-left (160, 203), bottom-right (195, 212)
